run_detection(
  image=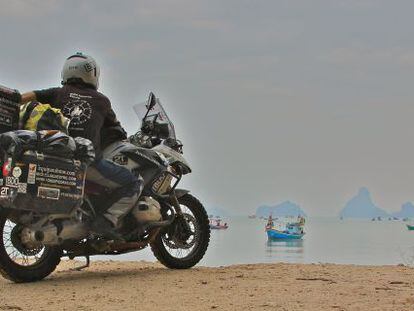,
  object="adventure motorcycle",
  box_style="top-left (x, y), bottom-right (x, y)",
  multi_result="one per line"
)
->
top-left (0, 91), bottom-right (210, 283)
